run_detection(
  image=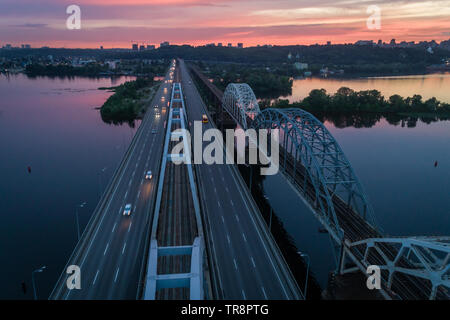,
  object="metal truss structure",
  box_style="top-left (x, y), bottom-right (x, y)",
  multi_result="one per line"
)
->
top-left (221, 83), bottom-right (450, 300)
top-left (222, 83), bottom-right (261, 129)
top-left (345, 237), bottom-right (450, 299)
top-left (252, 108), bottom-right (378, 241)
